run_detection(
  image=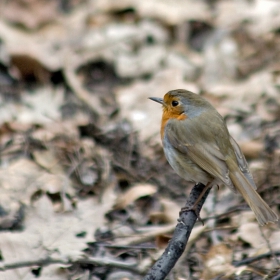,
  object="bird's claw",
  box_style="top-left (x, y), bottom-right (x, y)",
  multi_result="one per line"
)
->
top-left (180, 206), bottom-right (204, 225)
